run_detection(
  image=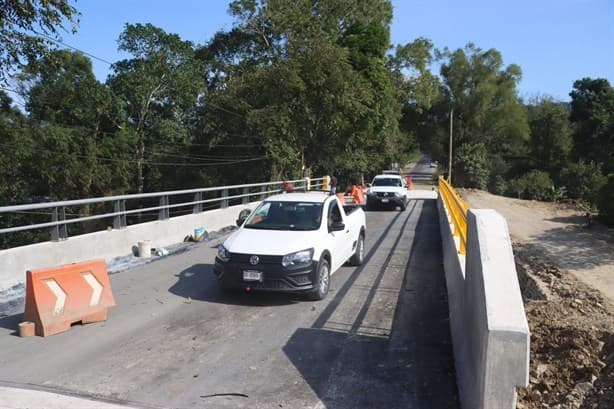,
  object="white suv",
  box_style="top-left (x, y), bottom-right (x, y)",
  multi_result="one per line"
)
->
top-left (365, 174), bottom-right (409, 211)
